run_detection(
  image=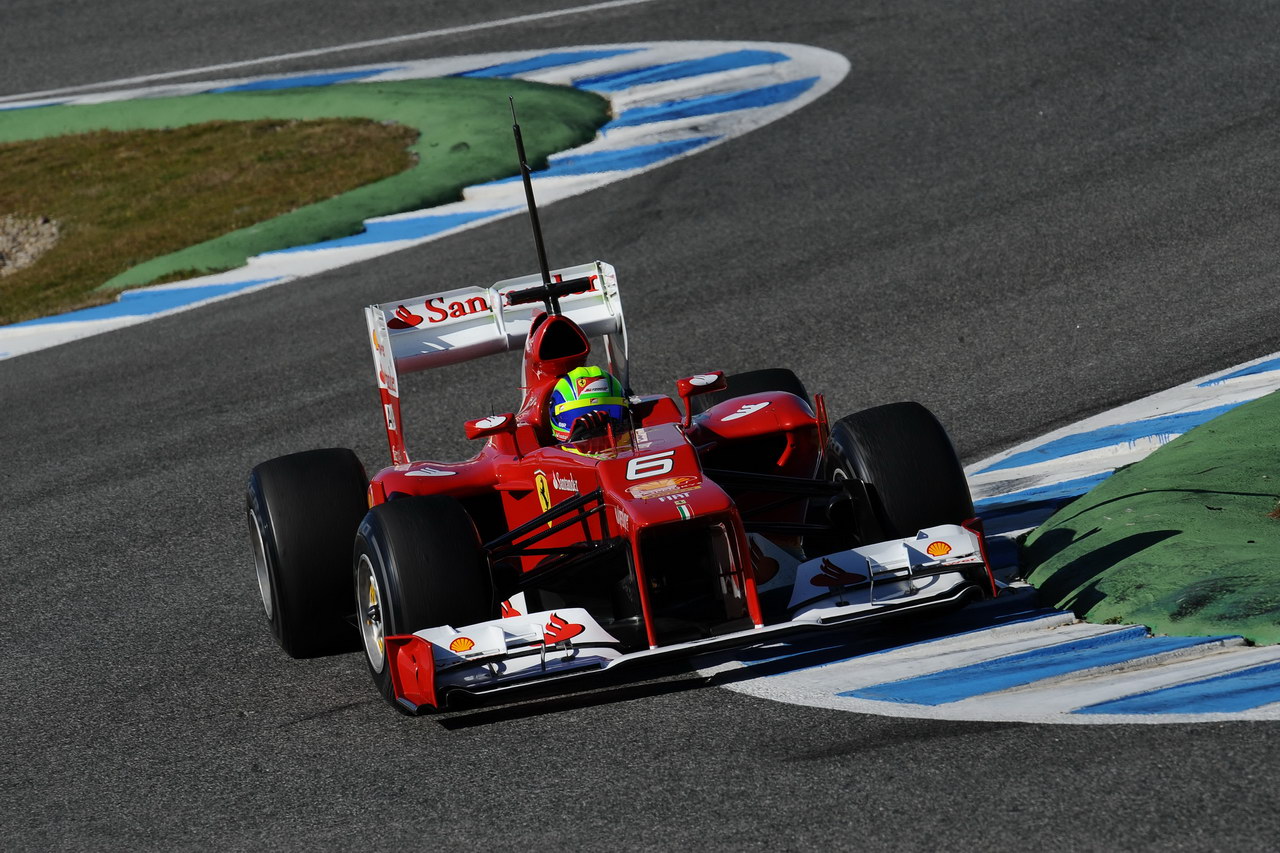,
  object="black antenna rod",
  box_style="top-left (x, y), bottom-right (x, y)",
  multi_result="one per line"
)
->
top-left (510, 98), bottom-right (560, 315)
